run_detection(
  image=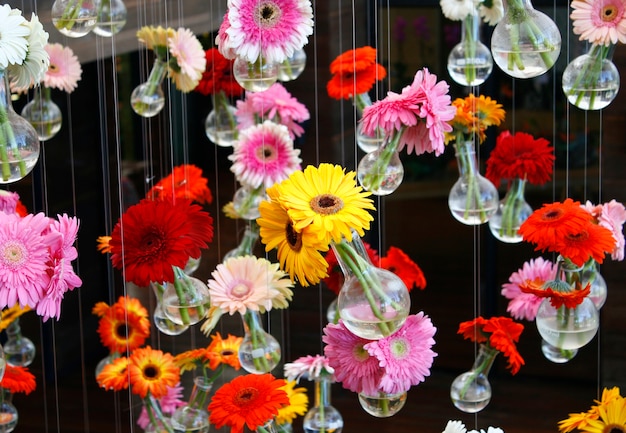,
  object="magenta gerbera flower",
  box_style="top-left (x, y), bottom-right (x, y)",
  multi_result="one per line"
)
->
top-left (322, 320), bottom-right (382, 395)
top-left (43, 43), bottom-right (82, 93)
top-left (225, 0), bottom-right (314, 64)
top-left (229, 120), bottom-right (302, 189)
top-left (501, 257), bottom-right (557, 321)
top-left (571, 0), bottom-right (626, 45)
